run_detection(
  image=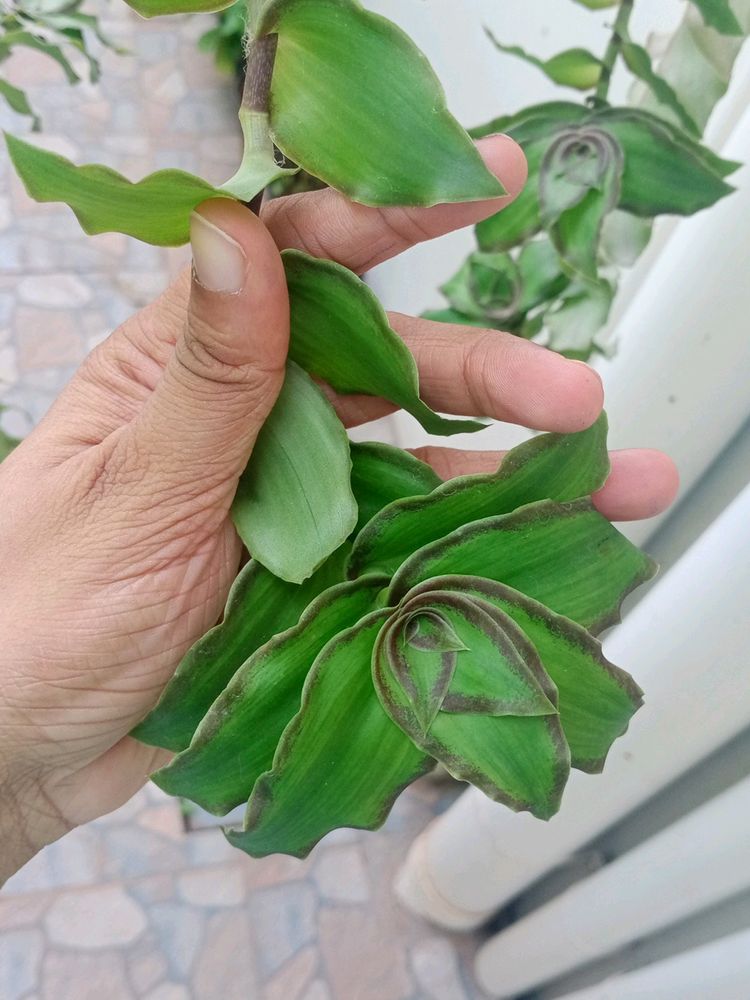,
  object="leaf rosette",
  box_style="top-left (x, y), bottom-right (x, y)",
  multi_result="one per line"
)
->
top-left (137, 417), bottom-right (653, 859)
